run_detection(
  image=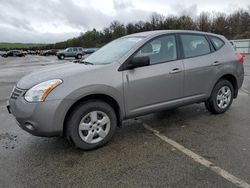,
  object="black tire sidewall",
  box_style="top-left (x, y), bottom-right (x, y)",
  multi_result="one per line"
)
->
top-left (66, 100), bottom-right (117, 150)
top-left (60, 54), bottom-right (65, 59)
top-left (210, 79), bottom-right (234, 114)
top-left (77, 54), bottom-right (82, 59)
